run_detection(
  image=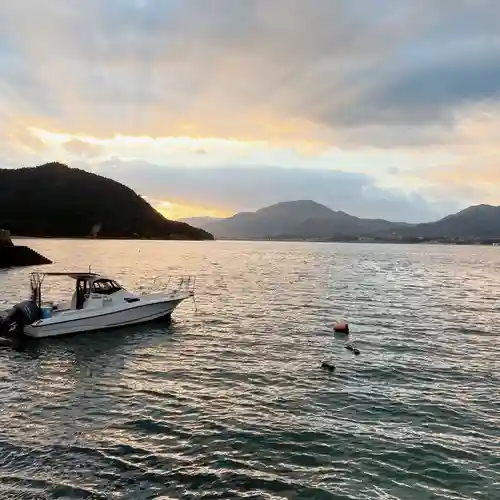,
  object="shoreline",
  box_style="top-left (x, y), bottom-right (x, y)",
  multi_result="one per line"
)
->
top-left (12, 236), bottom-right (213, 242)
top-left (11, 236), bottom-right (499, 246)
